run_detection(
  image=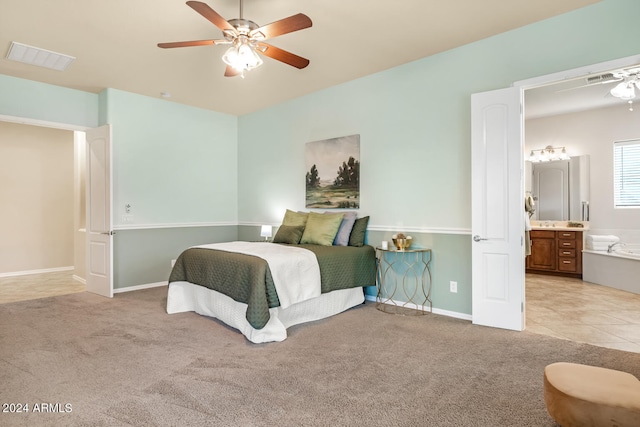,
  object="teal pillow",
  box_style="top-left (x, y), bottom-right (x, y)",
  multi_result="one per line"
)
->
top-left (348, 216), bottom-right (369, 247)
top-left (282, 209), bottom-right (309, 227)
top-left (300, 212), bottom-right (344, 246)
top-left (273, 225), bottom-right (304, 244)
